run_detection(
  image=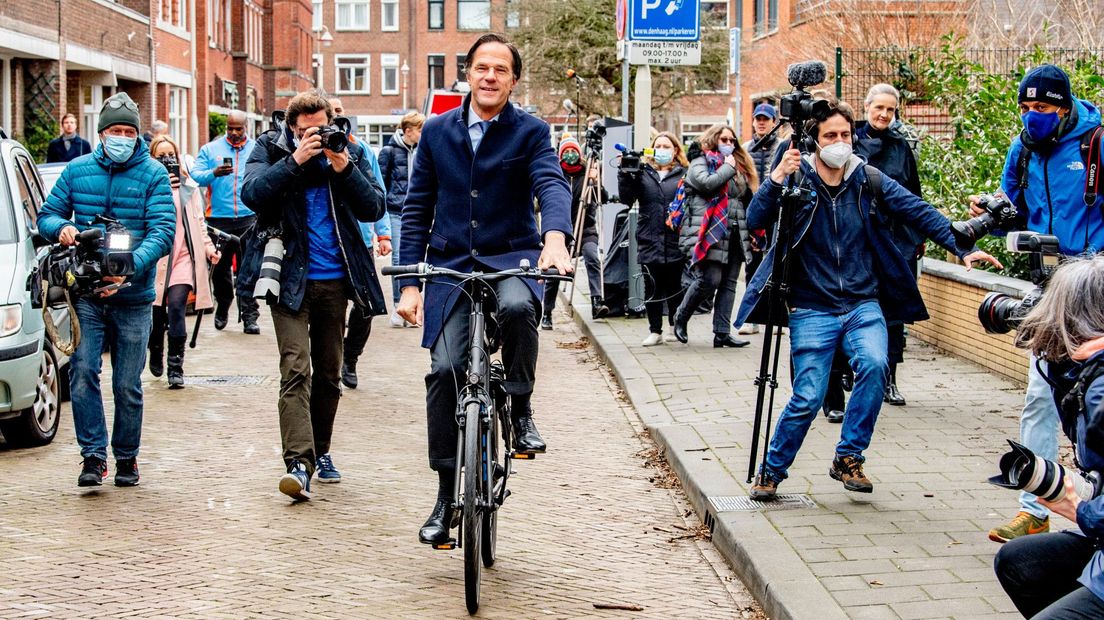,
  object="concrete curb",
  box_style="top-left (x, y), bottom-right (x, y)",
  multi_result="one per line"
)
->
top-left (566, 292), bottom-right (848, 620)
